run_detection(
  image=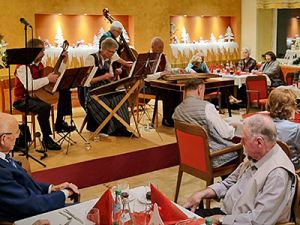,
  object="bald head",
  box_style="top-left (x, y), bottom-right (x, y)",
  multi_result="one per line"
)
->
top-left (151, 37), bottom-right (164, 54)
top-left (0, 113), bottom-right (18, 134)
top-left (243, 114), bottom-right (277, 143)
